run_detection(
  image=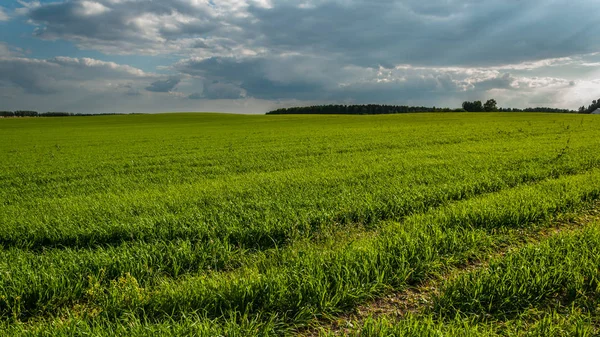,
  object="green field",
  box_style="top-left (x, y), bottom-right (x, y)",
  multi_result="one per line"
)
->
top-left (2, 112), bottom-right (600, 336)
